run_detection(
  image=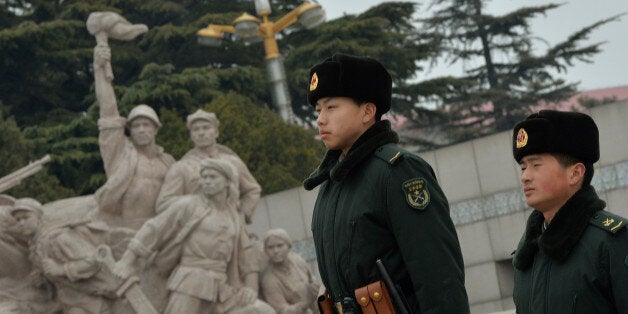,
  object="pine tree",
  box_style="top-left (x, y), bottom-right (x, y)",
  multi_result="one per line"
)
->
top-left (283, 2), bottom-right (440, 124)
top-left (420, 0), bottom-right (621, 143)
top-left (0, 0), bottom-right (440, 196)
